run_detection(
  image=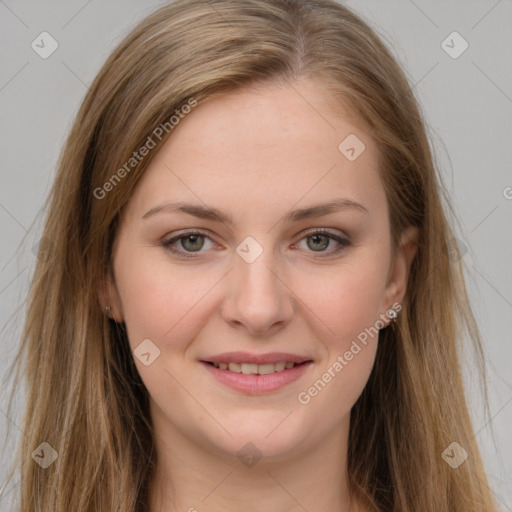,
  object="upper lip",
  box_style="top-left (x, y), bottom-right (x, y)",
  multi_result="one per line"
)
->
top-left (201, 352), bottom-right (313, 365)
